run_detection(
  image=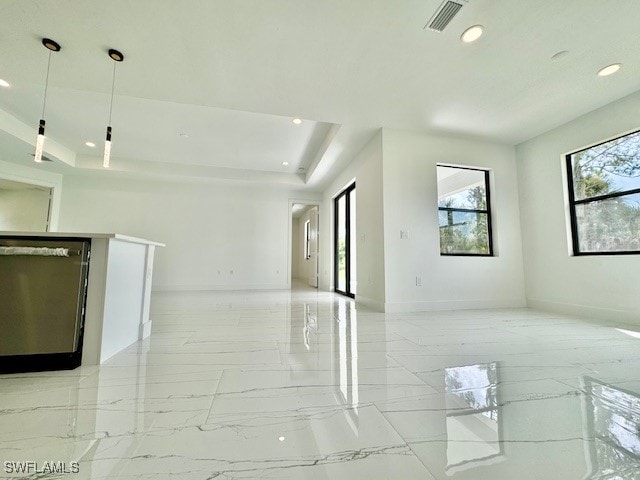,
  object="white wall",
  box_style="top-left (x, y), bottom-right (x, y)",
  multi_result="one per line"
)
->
top-left (382, 128), bottom-right (526, 312)
top-left (0, 187), bottom-right (51, 231)
top-left (320, 130), bottom-right (386, 309)
top-left (0, 159), bottom-right (62, 230)
top-left (516, 90), bottom-right (640, 323)
top-left (59, 175), bottom-right (320, 291)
